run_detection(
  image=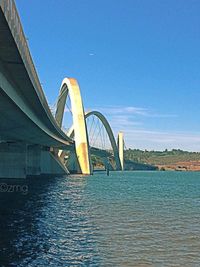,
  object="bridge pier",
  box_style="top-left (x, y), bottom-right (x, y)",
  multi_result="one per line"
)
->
top-left (0, 142), bottom-right (68, 178)
top-left (55, 78), bottom-right (92, 175)
top-left (40, 149), bottom-right (69, 176)
top-left (118, 132), bottom-right (124, 171)
top-left (27, 145), bottom-right (41, 175)
top-left (0, 142), bottom-right (27, 178)
top-left (66, 150), bottom-right (82, 174)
